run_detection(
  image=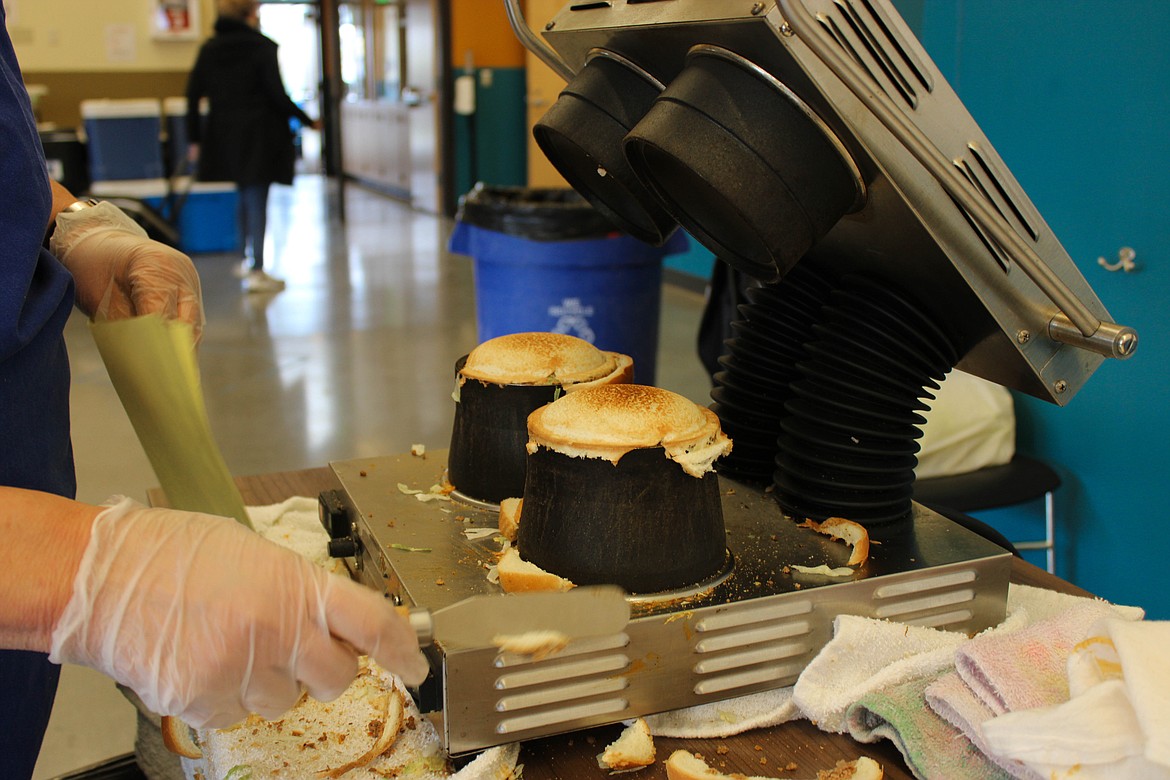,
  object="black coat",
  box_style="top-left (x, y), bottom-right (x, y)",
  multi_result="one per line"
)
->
top-left (185, 17), bottom-right (312, 186)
